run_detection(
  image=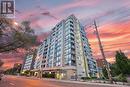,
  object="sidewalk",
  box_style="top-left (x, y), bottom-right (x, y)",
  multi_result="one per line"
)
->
top-left (23, 76), bottom-right (130, 87)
